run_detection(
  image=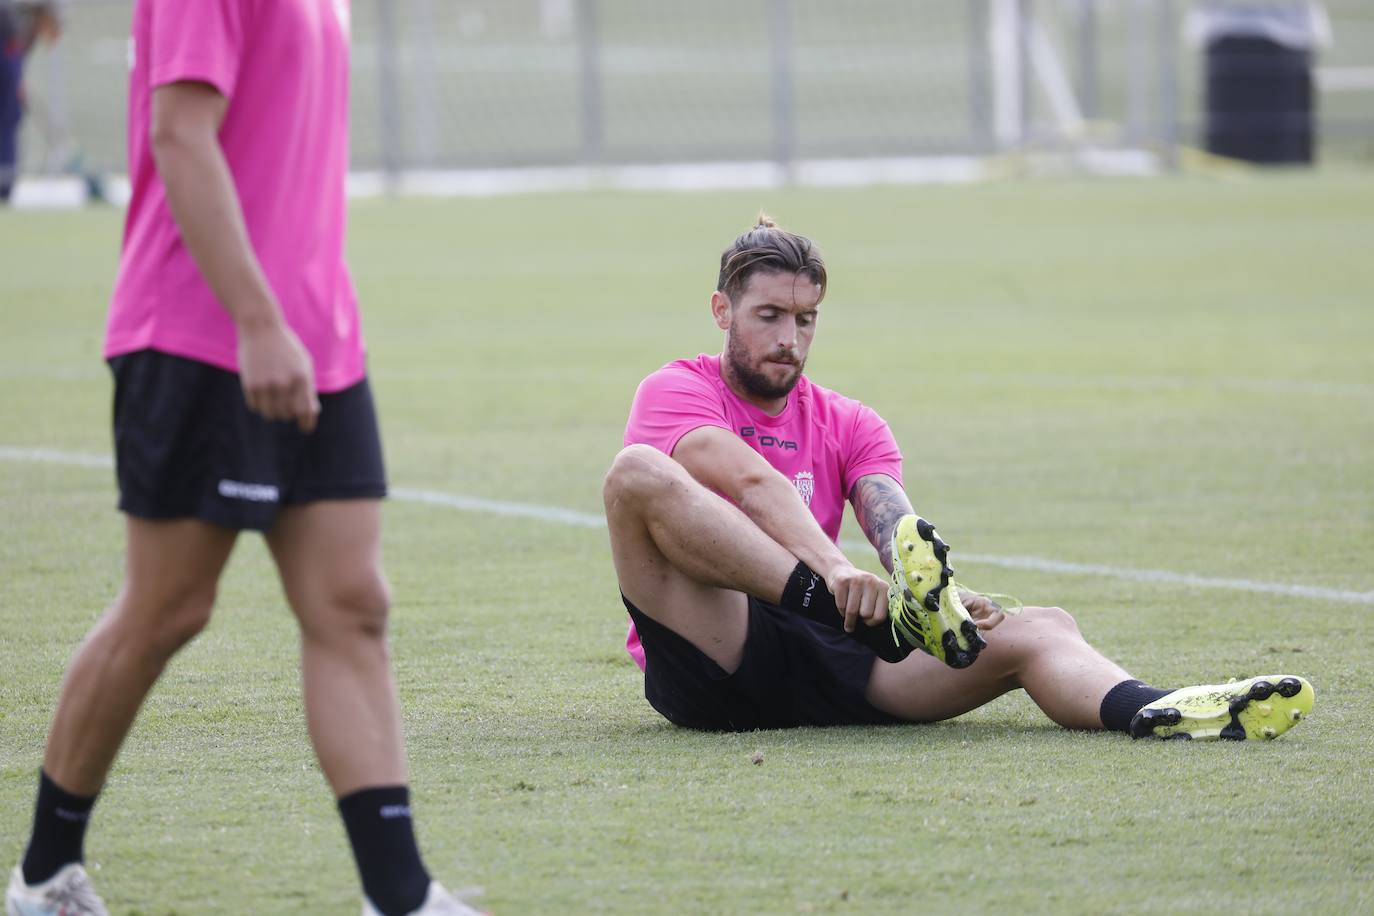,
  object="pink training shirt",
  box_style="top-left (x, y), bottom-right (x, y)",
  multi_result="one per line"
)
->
top-left (105, 0), bottom-right (364, 393)
top-left (622, 353), bottom-right (904, 669)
